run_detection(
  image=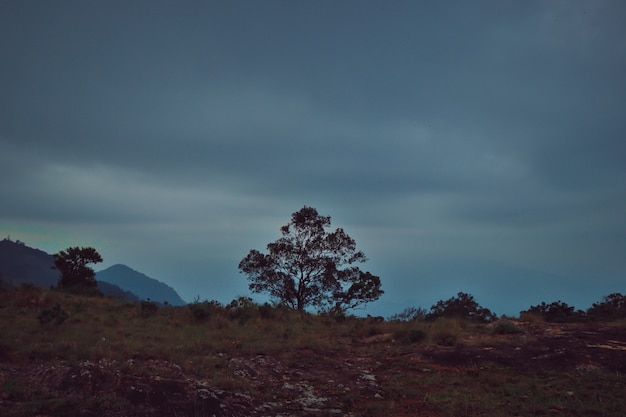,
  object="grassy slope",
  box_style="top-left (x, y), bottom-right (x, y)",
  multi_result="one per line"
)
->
top-left (0, 287), bottom-right (624, 416)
